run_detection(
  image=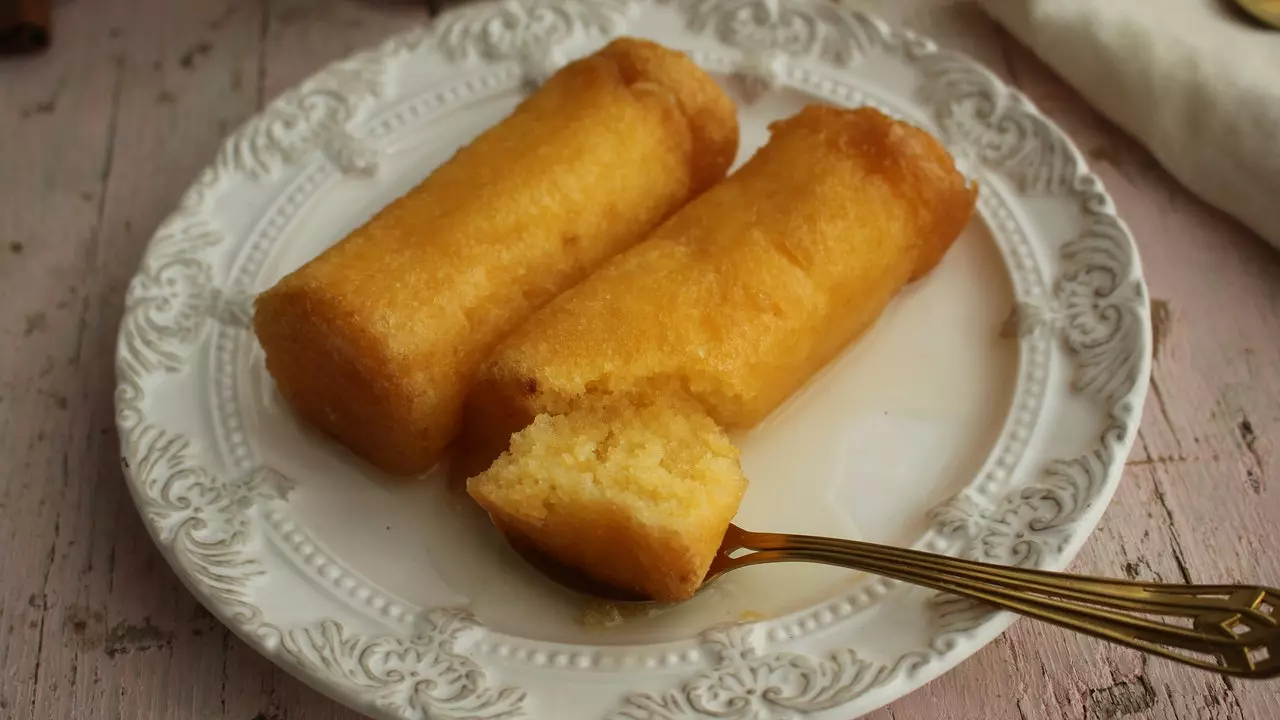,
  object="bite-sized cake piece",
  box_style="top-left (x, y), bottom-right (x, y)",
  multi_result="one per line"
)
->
top-left (253, 38), bottom-right (738, 475)
top-left (467, 395), bottom-right (748, 602)
top-left (461, 105), bottom-right (978, 468)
